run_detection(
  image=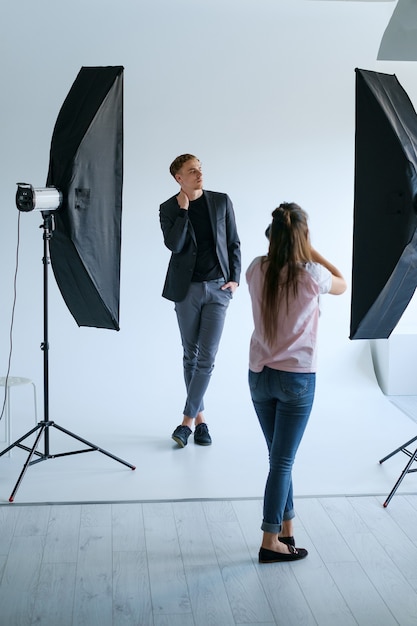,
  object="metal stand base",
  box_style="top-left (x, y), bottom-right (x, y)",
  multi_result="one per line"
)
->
top-left (379, 435), bottom-right (417, 507)
top-left (0, 420), bottom-right (135, 502)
